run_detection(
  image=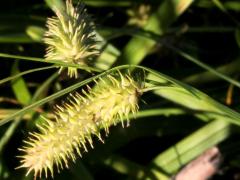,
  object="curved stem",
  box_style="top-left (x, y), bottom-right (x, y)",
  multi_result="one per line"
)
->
top-left (0, 53), bottom-right (101, 72)
top-left (0, 66), bottom-right (57, 85)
